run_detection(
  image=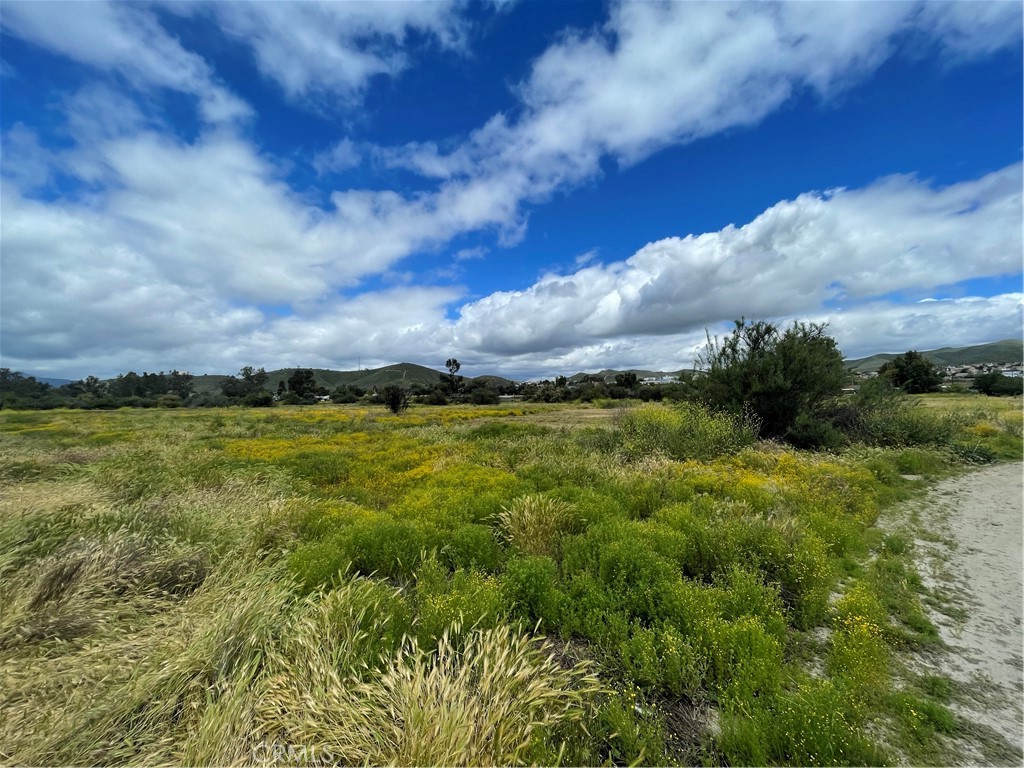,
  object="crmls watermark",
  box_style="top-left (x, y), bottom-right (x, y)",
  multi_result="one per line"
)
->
top-left (251, 740), bottom-right (339, 766)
